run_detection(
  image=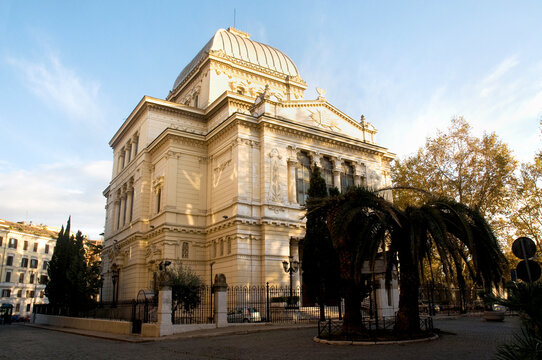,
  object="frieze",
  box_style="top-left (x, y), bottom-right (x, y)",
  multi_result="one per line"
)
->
top-left (208, 51), bottom-right (307, 87)
top-left (147, 103), bottom-right (205, 121)
top-left (260, 122), bottom-right (389, 157)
